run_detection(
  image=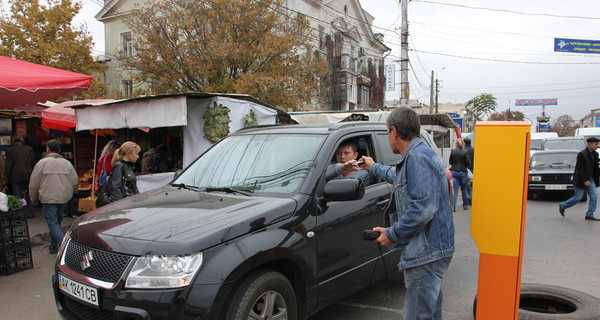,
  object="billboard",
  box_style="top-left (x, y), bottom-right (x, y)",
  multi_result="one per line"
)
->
top-left (515, 99), bottom-right (557, 106)
top-left (537, 123), bottom-right (551, 132)
top-left (384, 65), bottom-right (395, 91)
top-left (555, 38), bottom-right (600, 54)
